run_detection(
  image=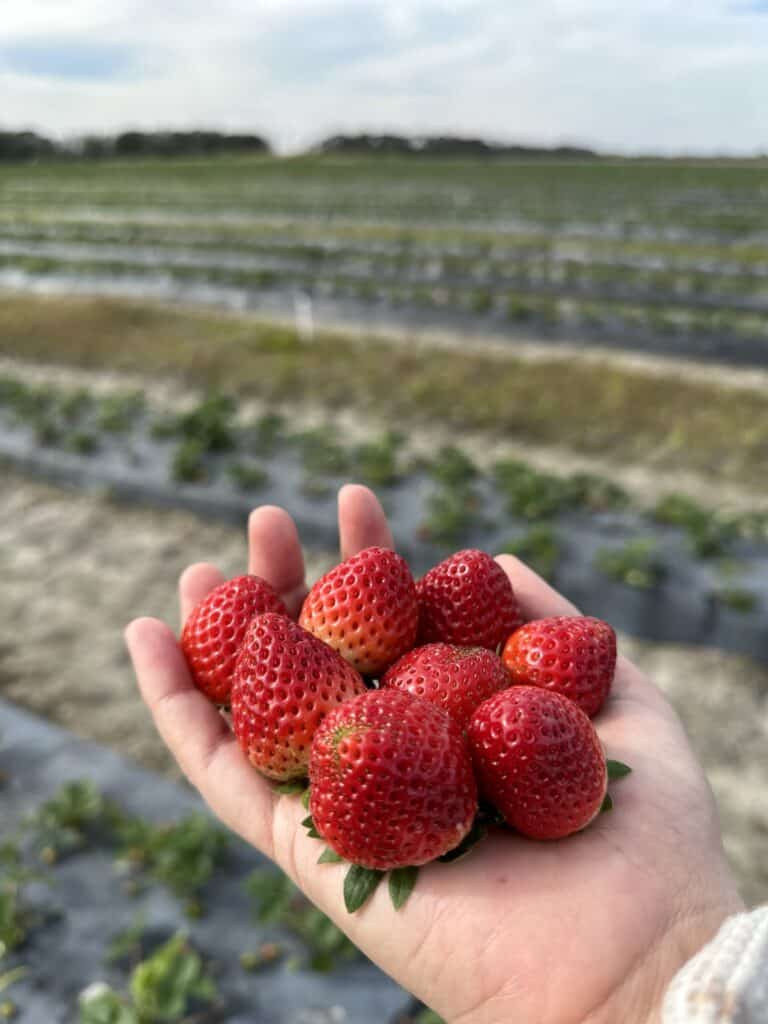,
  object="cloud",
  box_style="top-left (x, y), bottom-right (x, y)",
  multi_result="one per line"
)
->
top-left (0, 0), bottom-right (766, 154)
